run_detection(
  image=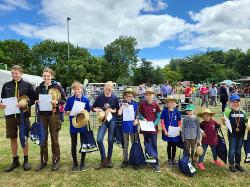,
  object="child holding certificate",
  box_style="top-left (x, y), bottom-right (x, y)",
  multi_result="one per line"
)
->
top-left (139, 87), bottom-right (161, 172)
top-left (197, 108), bottom-right (223, 170)
top-left (65, 81), bottom-right (90, 171)
top-left (161, 96), bottom-right (181, 166)
top-left (118, 88), bottom-right (139, 168)
top-left (35, 68), bottom-right (66, 171)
